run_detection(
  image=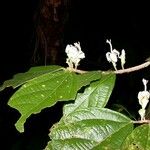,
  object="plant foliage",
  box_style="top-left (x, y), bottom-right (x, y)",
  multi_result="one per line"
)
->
top-left (0, 63), bottom-right (150, 149)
